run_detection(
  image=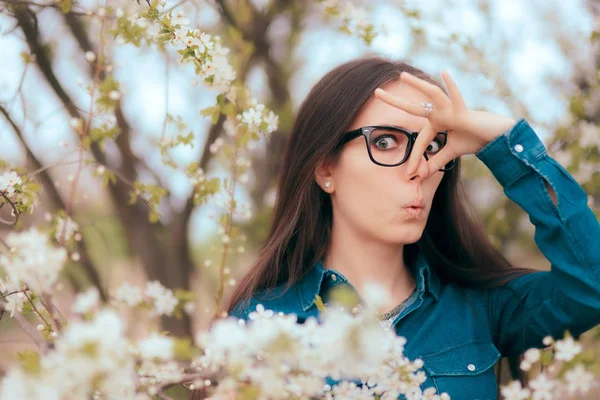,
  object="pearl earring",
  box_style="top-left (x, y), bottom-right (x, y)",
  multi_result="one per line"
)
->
top-left (324, 181), bottom-right (331, 188)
